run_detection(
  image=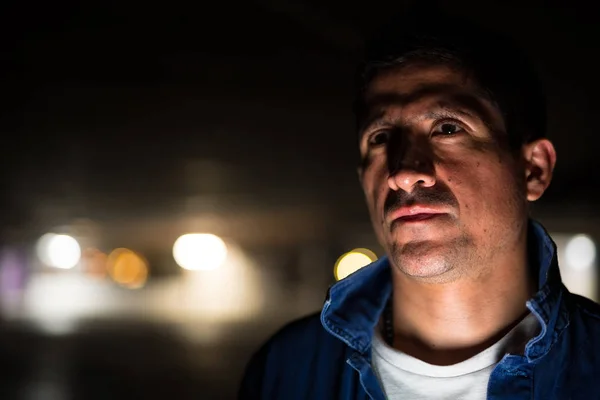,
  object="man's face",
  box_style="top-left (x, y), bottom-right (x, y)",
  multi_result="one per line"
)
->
top-left (359, 64), bottom-right (530, 282)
